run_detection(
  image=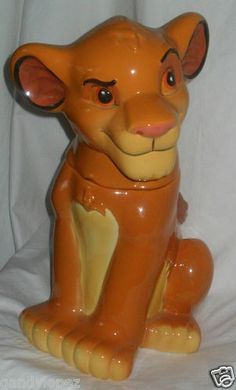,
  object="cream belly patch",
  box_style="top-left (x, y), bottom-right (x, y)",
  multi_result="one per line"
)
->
top-left (72, 202), bottom-right (119, 315)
